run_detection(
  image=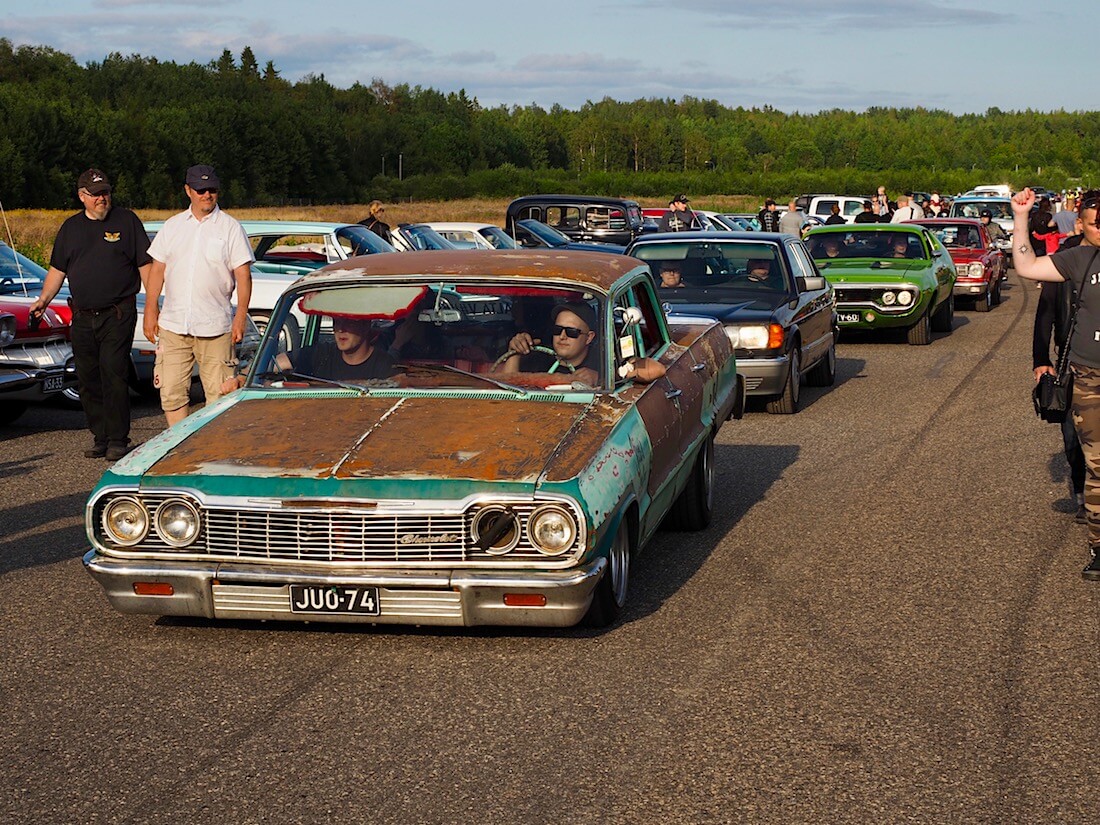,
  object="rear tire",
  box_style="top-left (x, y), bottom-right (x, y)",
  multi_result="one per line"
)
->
top-left (906, 309), bottom-right (932, 345)
top-left (765, 350), bottom-right (801, 414)
top-left (804, 338), bottom-right (836, 387)
top-left (583, 524), bottom-right (632, 627)
top-left (931, 294), bottom-right (954, 332)
top-left (666, 435), bottom-right (714, 531)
